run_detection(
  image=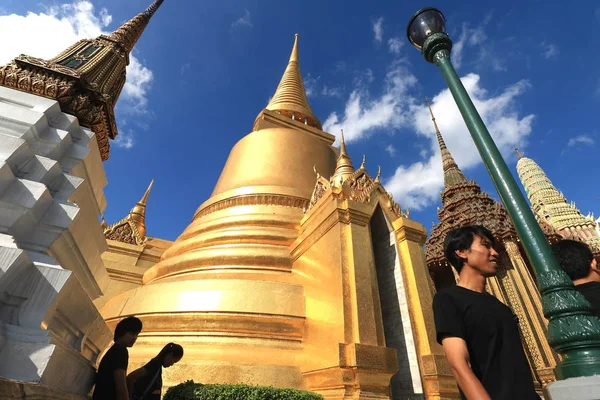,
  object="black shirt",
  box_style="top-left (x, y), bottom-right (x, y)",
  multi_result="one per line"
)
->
top-left (433, 286), bottom-right (539, 400)
top-left (575, 281), bottom-right (600, 319)
top-left (132, 358), bottom-right (162, 400)
top-left (92, 343), bottom-right (128, 400)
